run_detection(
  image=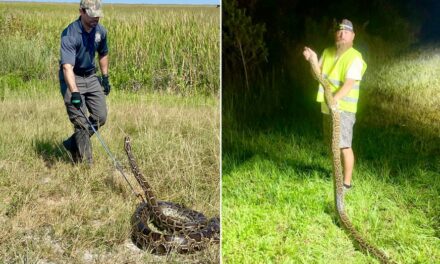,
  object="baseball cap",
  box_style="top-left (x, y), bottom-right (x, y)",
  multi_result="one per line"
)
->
top-left (80, 0), bottom-right (104, 18)
top-left (336, 19), bottom-right (354, 32)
